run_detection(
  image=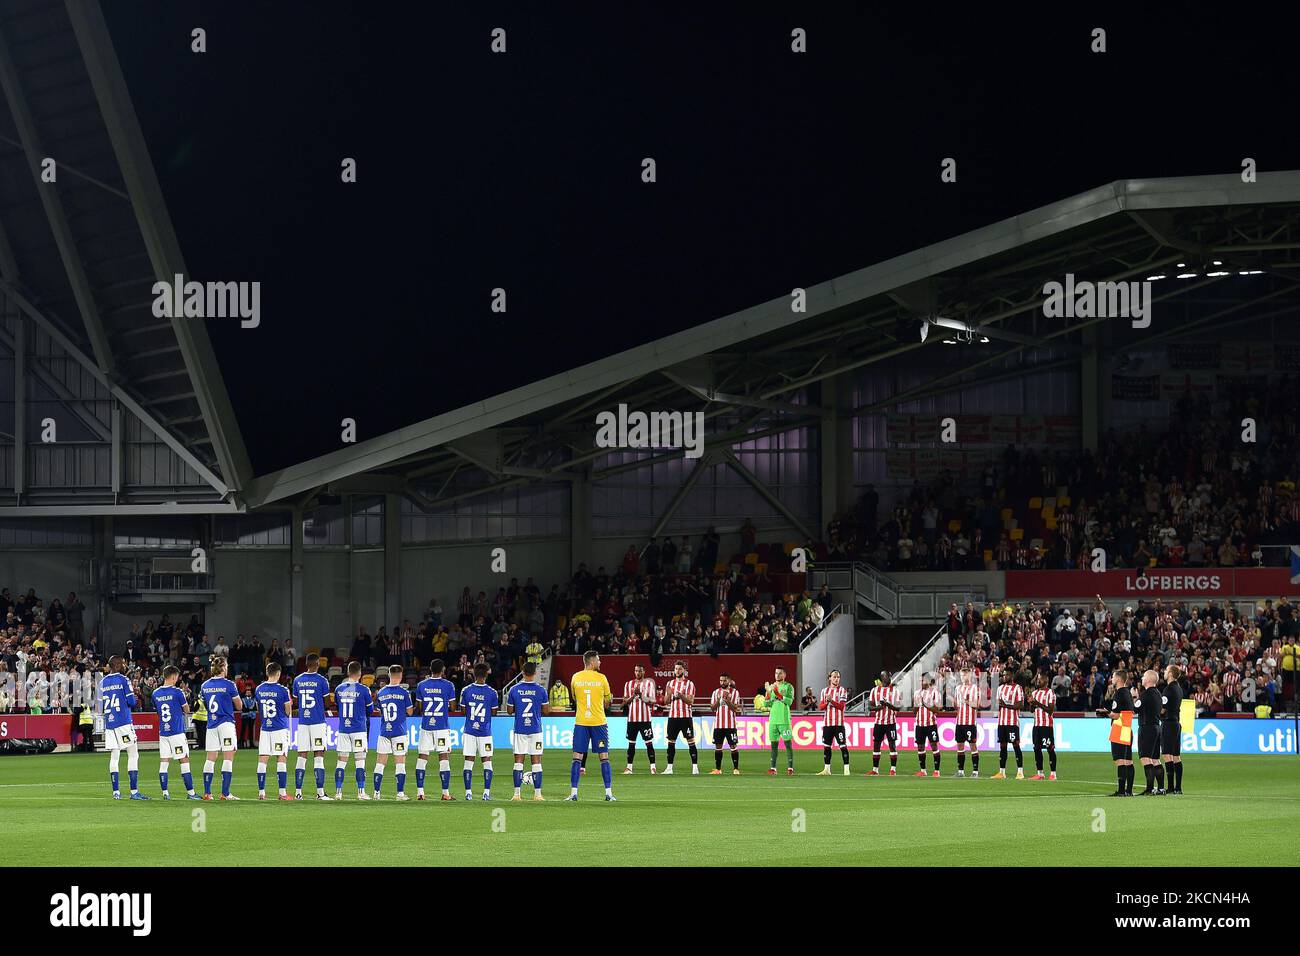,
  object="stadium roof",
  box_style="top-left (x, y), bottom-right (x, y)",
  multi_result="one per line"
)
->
top-left (0, 0), bottom-right (250, 503)
top-left (239, 170), bottom-right (1300, 510)
top-left (7, 0), bottom-right (1300, 517)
